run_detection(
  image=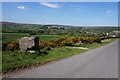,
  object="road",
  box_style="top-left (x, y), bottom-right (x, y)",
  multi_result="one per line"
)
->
top-left (4, 40), bottom-right (118, 78)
